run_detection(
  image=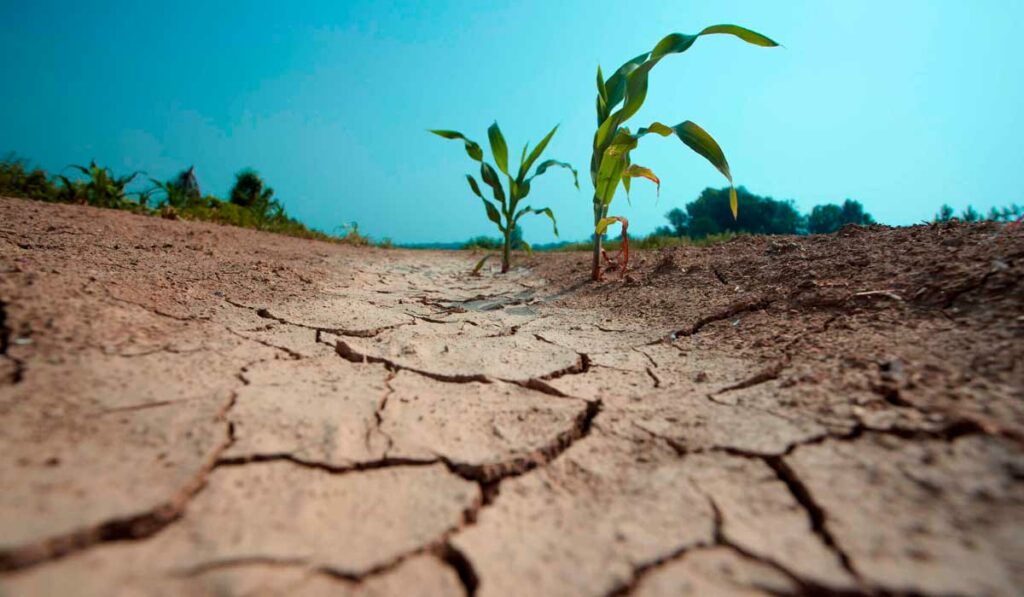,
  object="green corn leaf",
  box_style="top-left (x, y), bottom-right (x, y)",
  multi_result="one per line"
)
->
top-left (615, 59), bottom-right (658, 125)
top-left (638, 120), bottom-right (737, 219)
top-left (651, 25), bottom-right (778, 61)
top-left (620, 154), bottom-right (632, 204)
top-left (471, 254), bottom-right (496, 275)
top-left (623, 164), bottom-right (660, 196)
top-left (641, 122), bottom-right (673, 136)
top-left (595, 216), bottom-right (623, 236)
top-left (465, 174), bottom-right (484, 199)
top-left (518, 125), bottom-right (559, 181)
top-left (480, 162), bottom-right (507, 206)
top-left (530, 159), bottom-right (579, 190)
top-left (430, 129), bottom-right (484, 162)
top-left (595, 130), bottom-right (638, 208)
top-left (650, 32), bottom-right (700, 60)
top-left (593, 114), bottom-right (619, 157)
top-left (604, 52), bottom-right (649, 113)
top-left (518, 178), bottom-right (531, 200)
top-left (520, 240), bottom-right (533, 256)
top-left (598, 25), bottom-right (777, 152)
top-left (520, 142), bottom-right (529, 170)
top-left (593, 53), bottom-right (650, 150)
top-left (514, 206), bottom-right (559, 236)
top-left (700, 24), bottom-right (779, 47)
top-left (480, 197), bottom-right (503, 229)
top-left (643, 120), bottom-right (732, 181)
top-left (488, 122), bottom-right (510, 176)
